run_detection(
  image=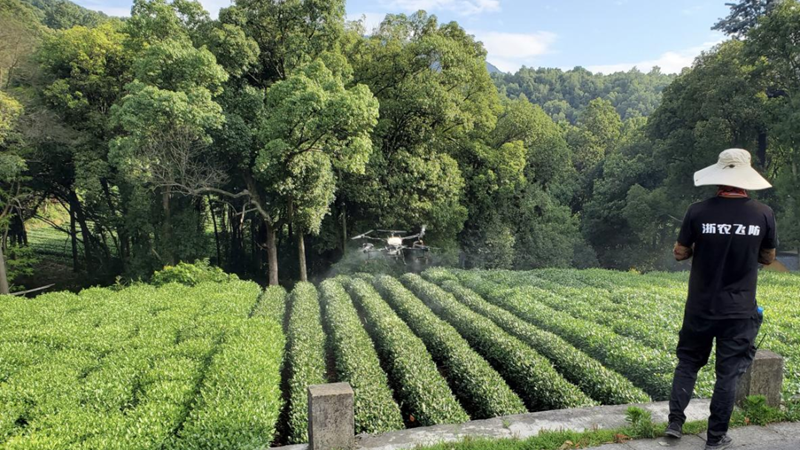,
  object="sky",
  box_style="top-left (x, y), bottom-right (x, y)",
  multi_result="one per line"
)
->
top-left (72, 0), bottom-right (732, 74)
